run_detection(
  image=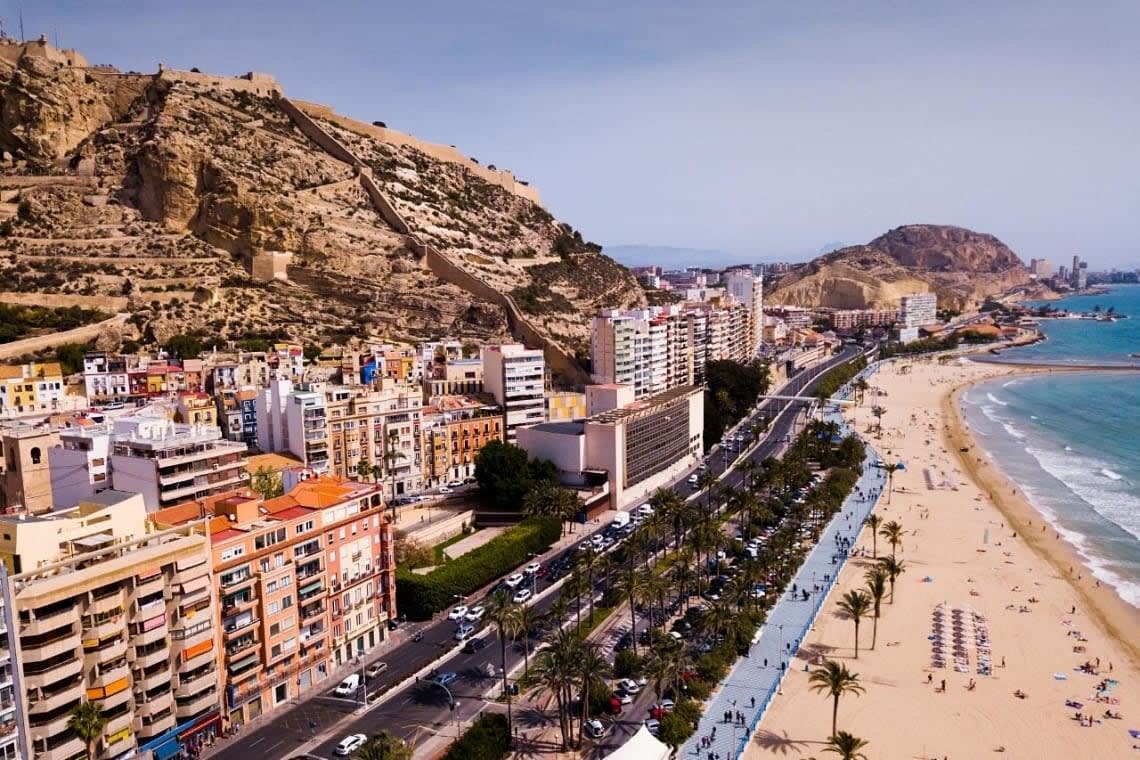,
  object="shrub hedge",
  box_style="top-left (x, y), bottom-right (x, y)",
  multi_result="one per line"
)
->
top-left (442, 712), bottom-right (510, 760)
top-left (815, 354), bottom-right (867, 399)
top-left (396, 516), bottom-right (560, 619)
